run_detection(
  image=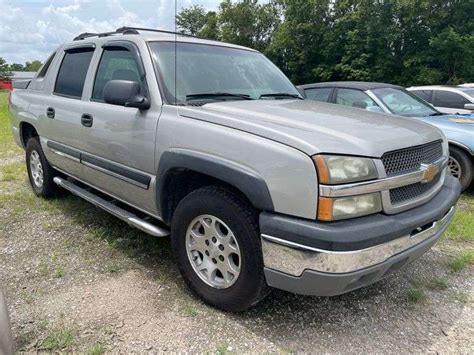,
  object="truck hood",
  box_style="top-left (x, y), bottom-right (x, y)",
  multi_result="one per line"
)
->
top-left (178, 99), bottom-right (443, 157)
